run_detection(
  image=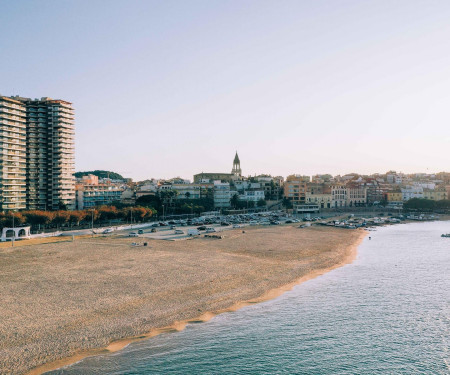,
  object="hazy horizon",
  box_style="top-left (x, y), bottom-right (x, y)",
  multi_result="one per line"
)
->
top-left (2, 0), bottom-right (450, 180)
